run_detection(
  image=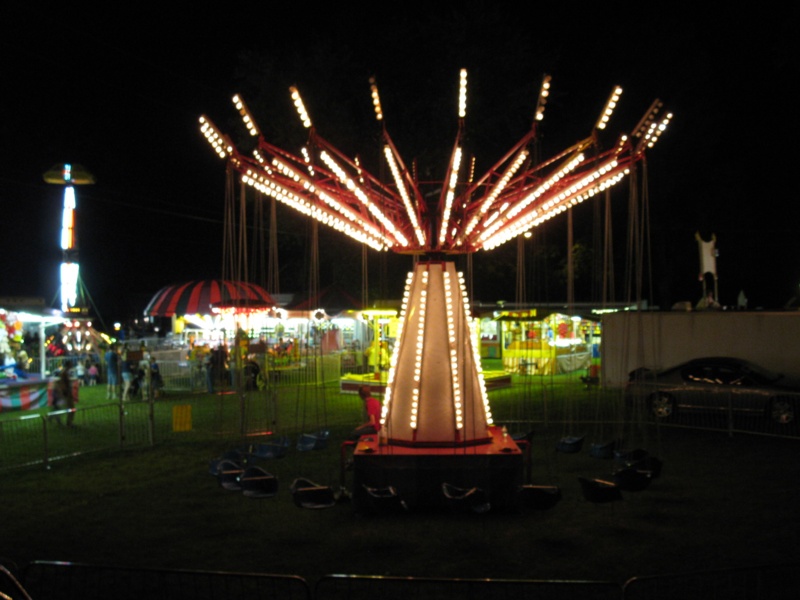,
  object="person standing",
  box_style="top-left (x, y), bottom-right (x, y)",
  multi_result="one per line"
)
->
top-left (105, 345), bottom-right (119, 400)
top-left (149, 354), bottom-right (163, 399)
top-left (53, 367), bottom-right (76, 427)
top-left (87, 362), bottom-right (99, 386)
top-left (121, 356), bottom-right (134, 401)
top-left (75, 360), bottom-right (86, 385)
top-left (203, 349), bottom-right (214, 394)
